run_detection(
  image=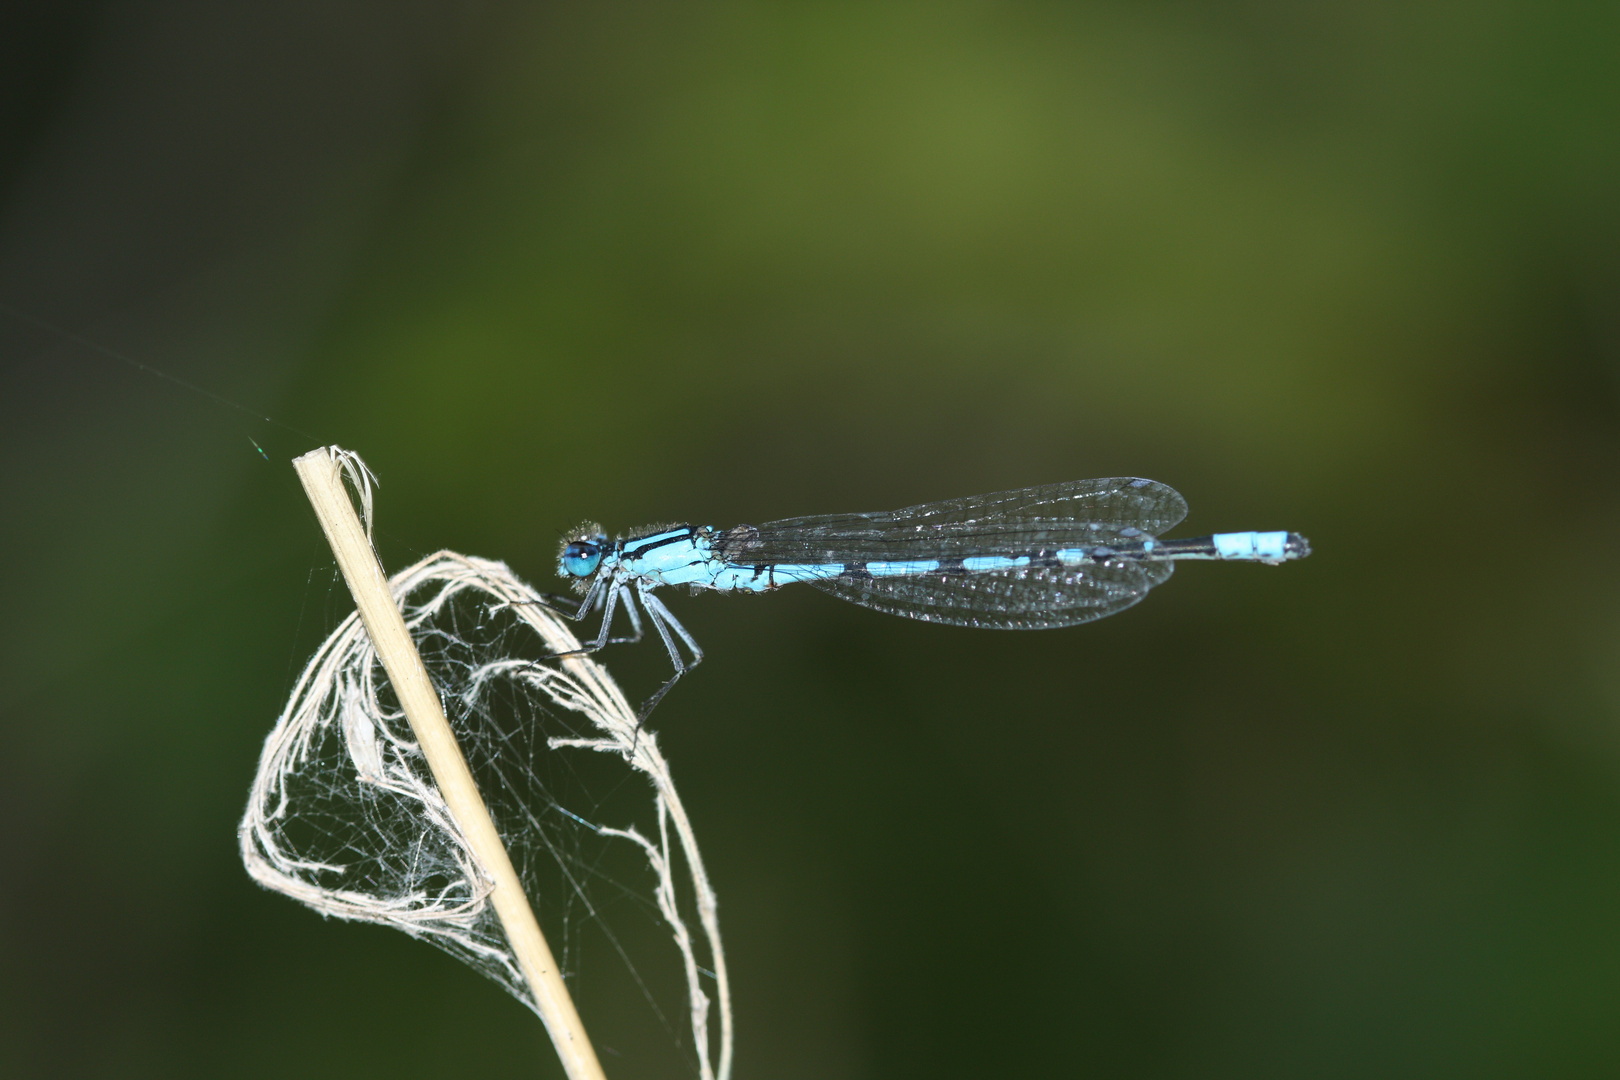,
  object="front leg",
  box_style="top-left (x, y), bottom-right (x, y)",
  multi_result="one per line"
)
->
top-left (514, 578), bottom-right (602, 621)
top-left (548, 578), bottom-right (646, 658)
top-left (524, 591), bottom-right (598, 619)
